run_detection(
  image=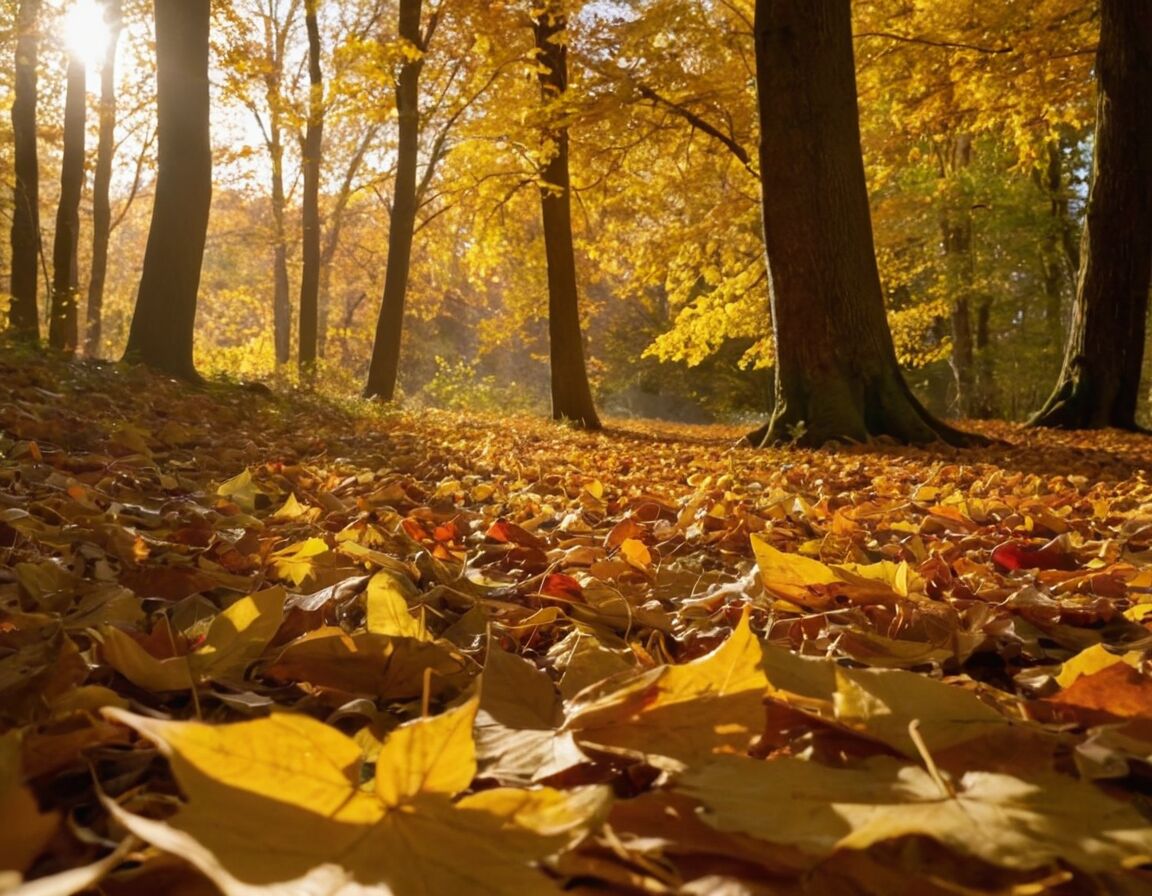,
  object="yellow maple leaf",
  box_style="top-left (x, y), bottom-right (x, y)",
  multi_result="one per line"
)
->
top-left (102, 700), bottom-right (609, 894)
top-left (270, 537), bottom-right (331, 586)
